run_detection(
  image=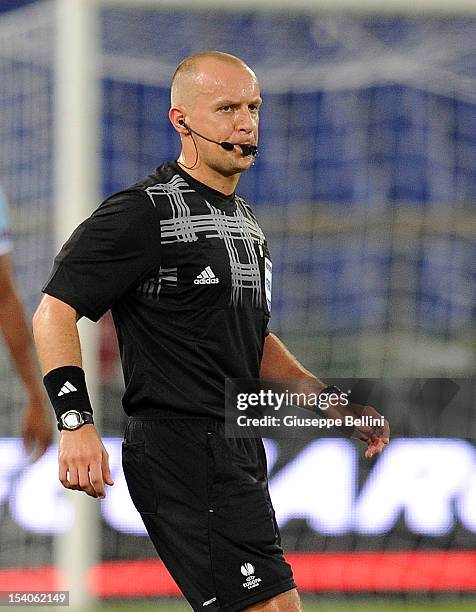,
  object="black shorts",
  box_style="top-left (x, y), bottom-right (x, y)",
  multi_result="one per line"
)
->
top-left (122, 415), bottom-right (296, 611)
